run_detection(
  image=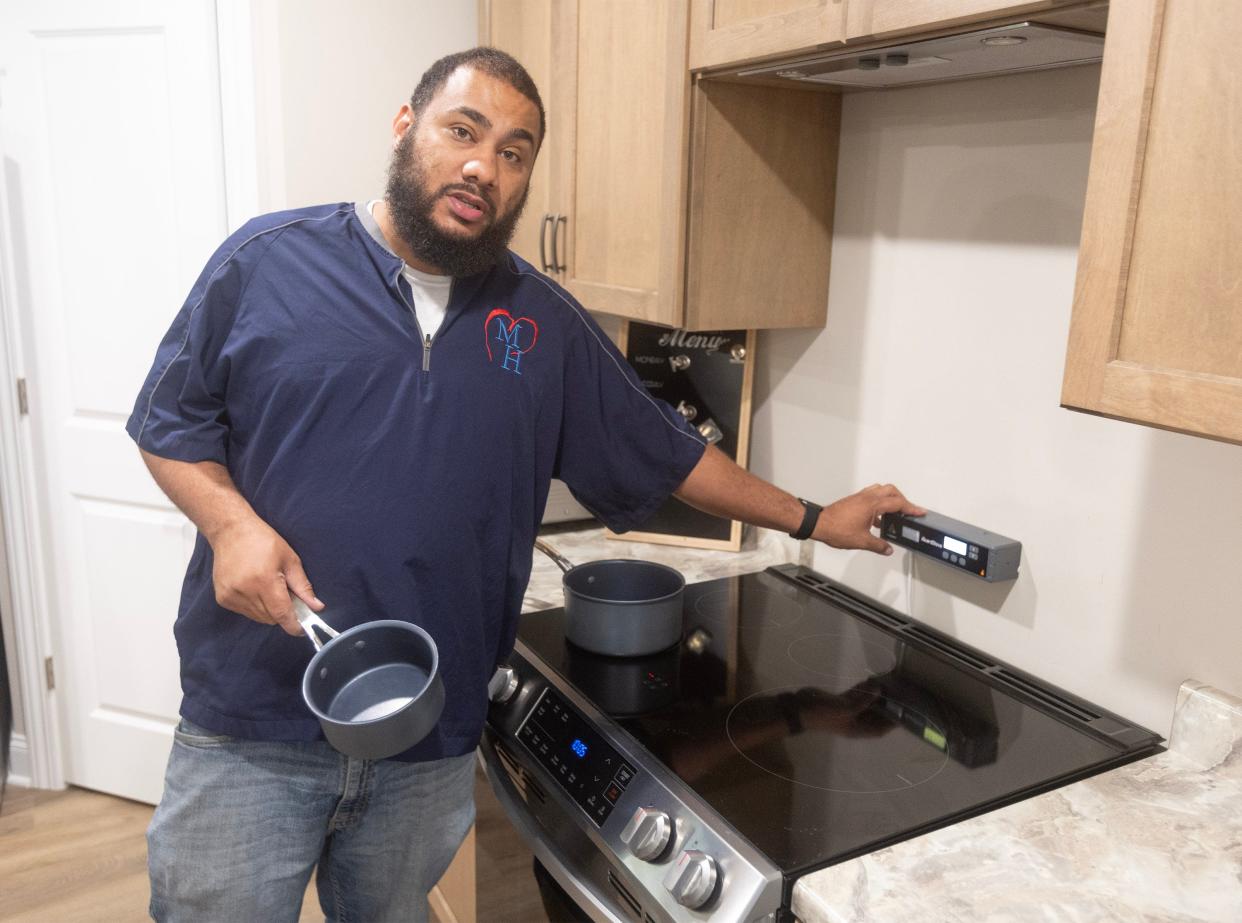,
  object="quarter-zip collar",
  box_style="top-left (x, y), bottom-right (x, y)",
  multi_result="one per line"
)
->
top-left (351, 201), bottom-right (492, 351)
